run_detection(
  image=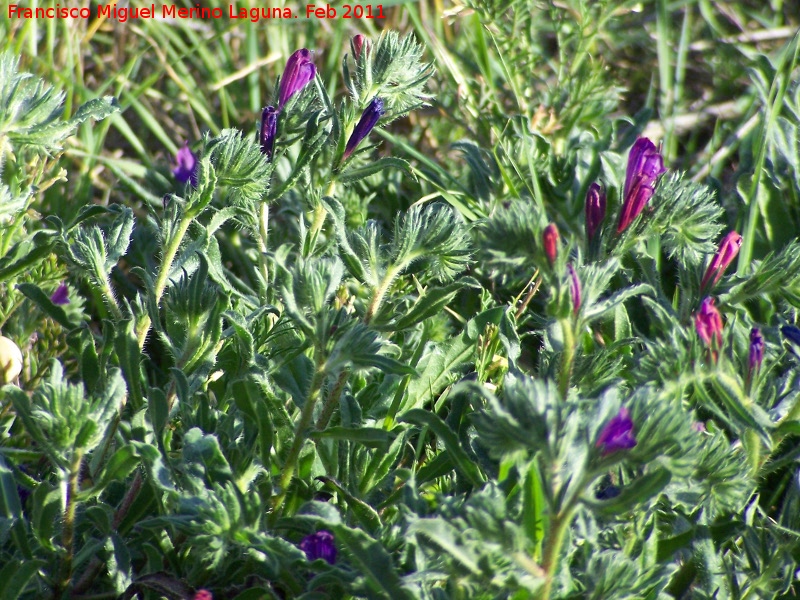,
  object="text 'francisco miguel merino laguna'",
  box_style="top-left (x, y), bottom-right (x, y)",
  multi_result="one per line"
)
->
top-left (7, 3), bottom-right (386, 21)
